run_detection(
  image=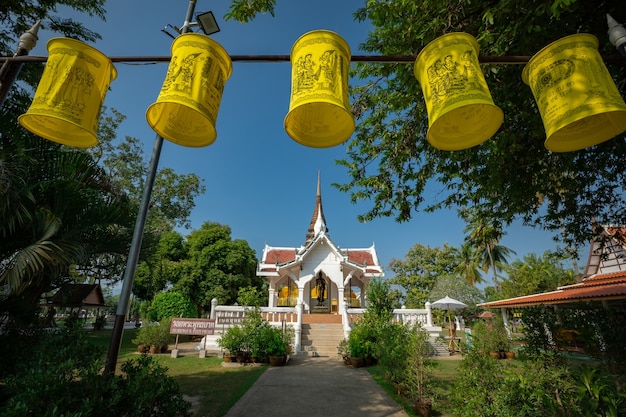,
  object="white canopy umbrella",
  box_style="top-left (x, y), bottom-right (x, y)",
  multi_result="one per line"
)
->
top-left (431, 296), bottom-right (467, 345)
top-left (431, 296), bottom-right (467, 311)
